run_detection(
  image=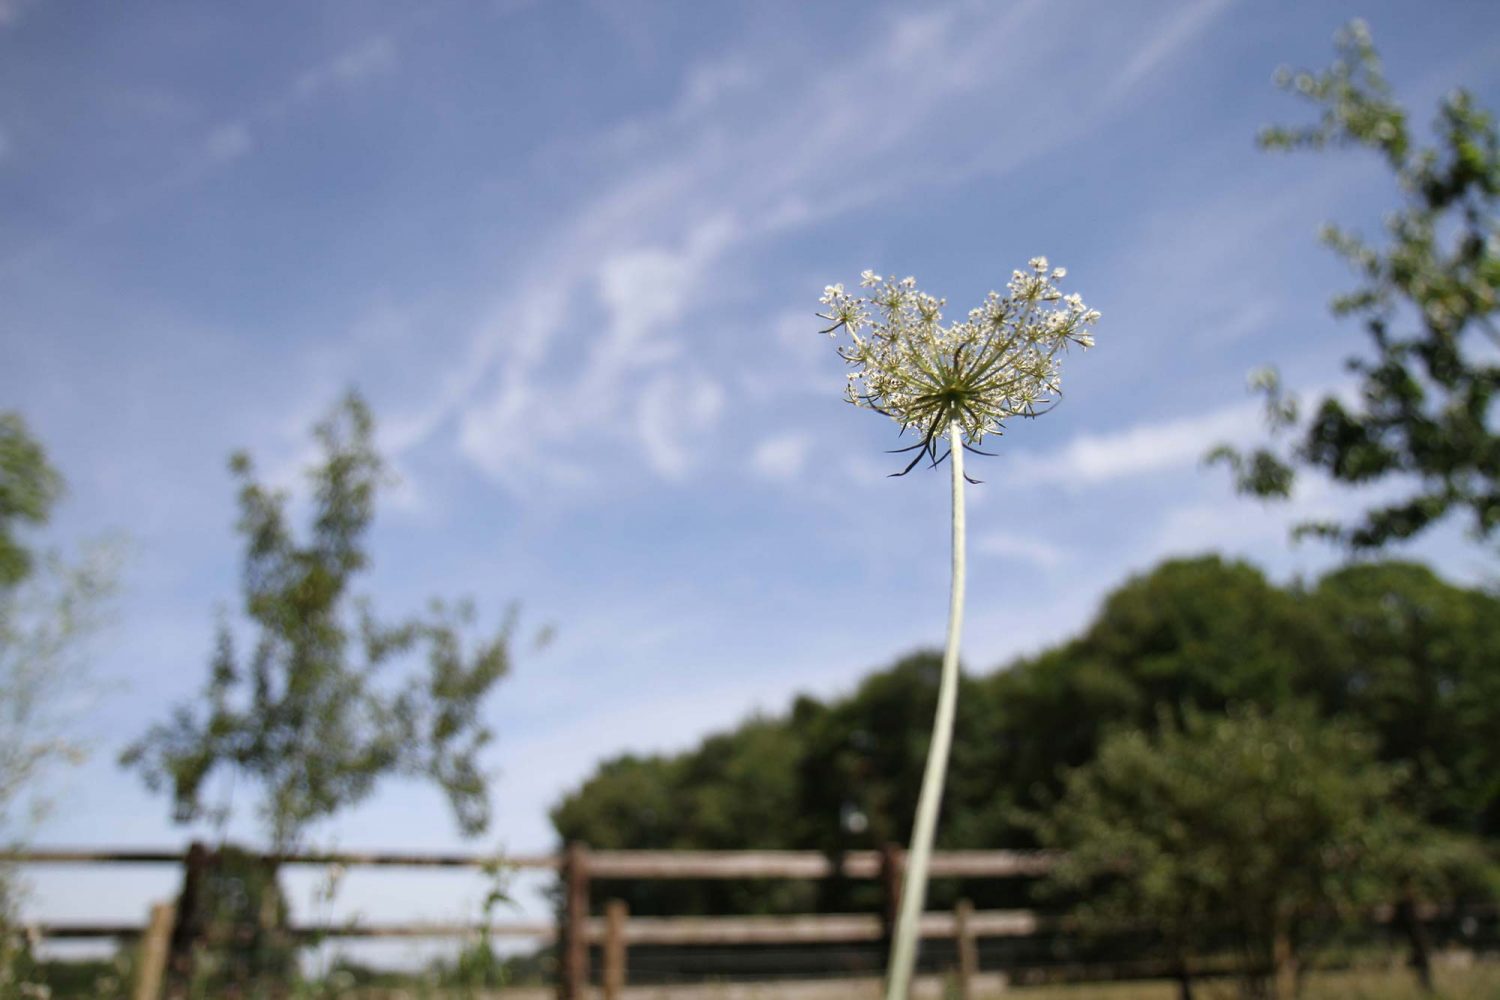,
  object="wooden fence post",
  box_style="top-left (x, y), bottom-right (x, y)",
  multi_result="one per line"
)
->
top-left (879, 843), bottom-right (906, 961)
top-left (558, 842), bottom-right (591, 1000)
top-left (603, 898), bottom-right (628, 1000)
top-left (131, 901), bottom-right (176, 1000)
top-left (954, 898), bottom-right (978, 1000)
